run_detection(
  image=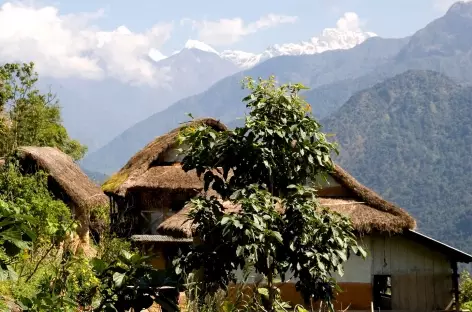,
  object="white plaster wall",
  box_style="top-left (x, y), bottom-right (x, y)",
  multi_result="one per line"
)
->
top-left (233, 237), bottom-right (372, 284)
top-left (334, 236), bottom-right (372, 283)
top-left (370, 235), bottom-right (450, 275)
